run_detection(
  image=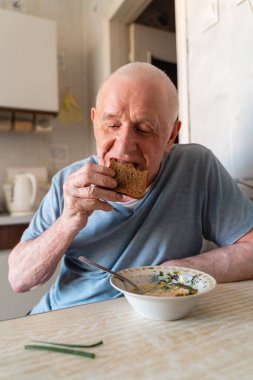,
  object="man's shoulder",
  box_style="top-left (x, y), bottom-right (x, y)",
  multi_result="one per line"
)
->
top-left (171, 143), bottom-right (211, 156)
top-left (168, 143), bottom-right (214, 164)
